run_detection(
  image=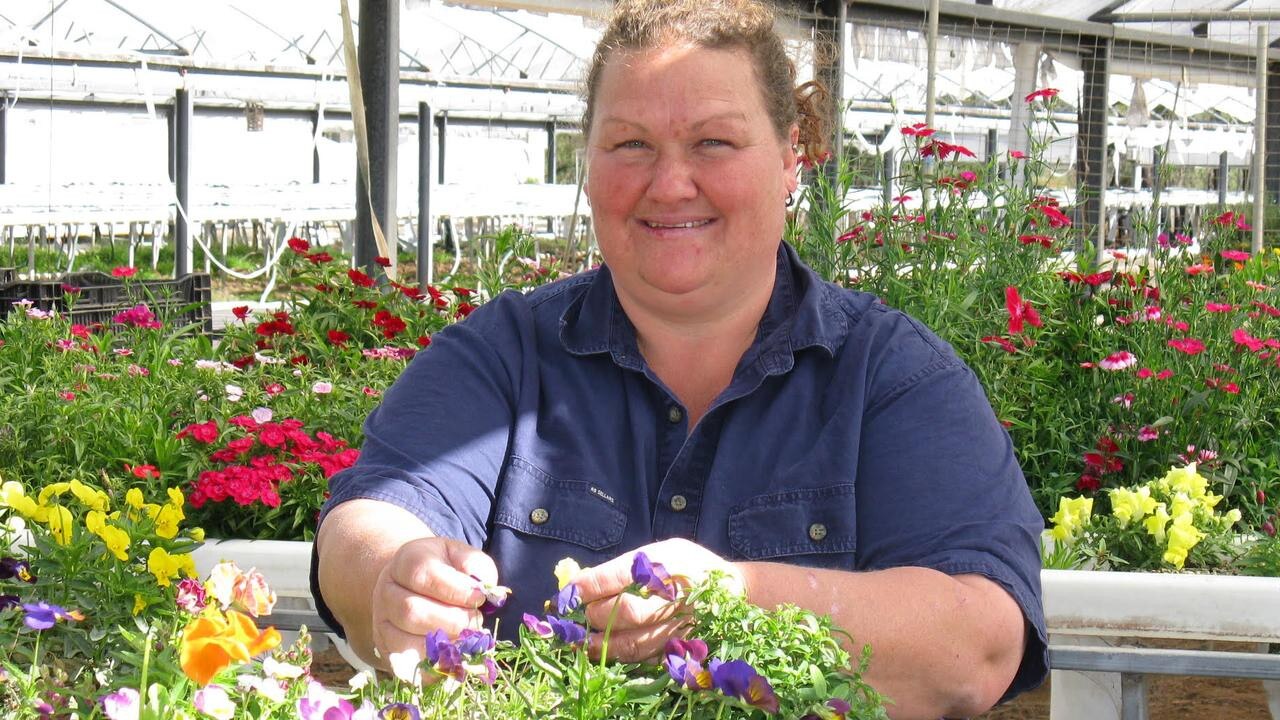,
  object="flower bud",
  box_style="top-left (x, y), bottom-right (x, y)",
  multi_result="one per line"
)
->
top-left (1264, 521), bottom-right (1277, 538)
